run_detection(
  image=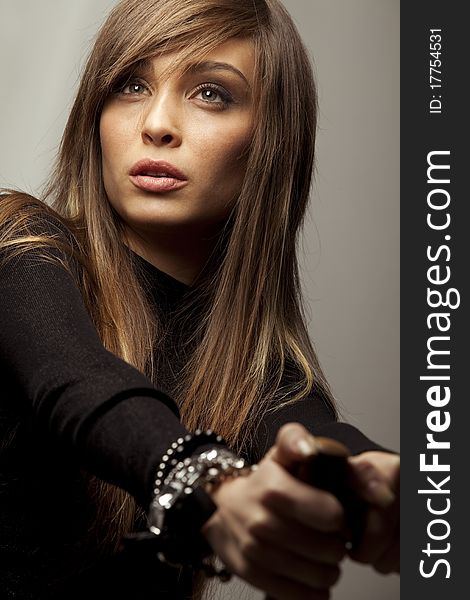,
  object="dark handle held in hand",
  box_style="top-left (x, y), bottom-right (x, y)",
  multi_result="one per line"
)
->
top-left (265, 437), bottom-right (367, 600)
top-left (295, 437), bottom-right (366, 548)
